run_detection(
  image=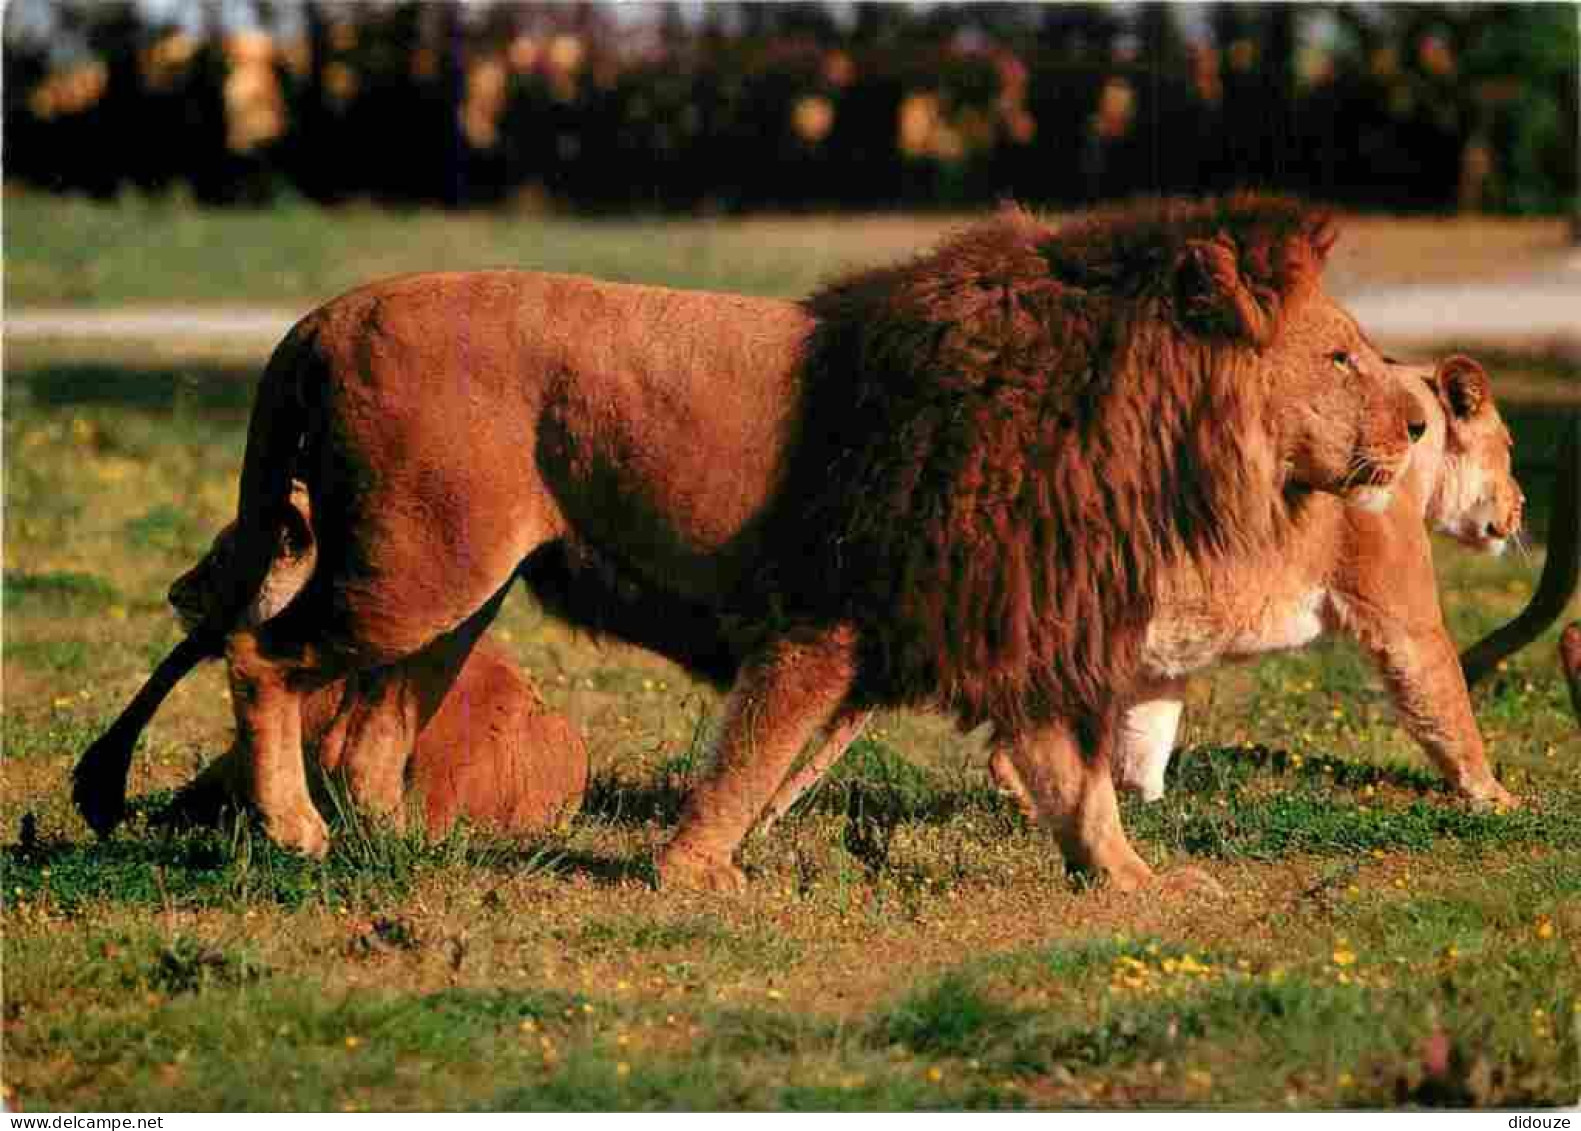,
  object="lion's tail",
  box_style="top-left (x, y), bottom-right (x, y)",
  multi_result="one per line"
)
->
top-left (72, 322), bottom-right (322, 838)
top-left (220, 319), bottom-right (323, 629)
top-left (72, 629), bottom-right (222, 837)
